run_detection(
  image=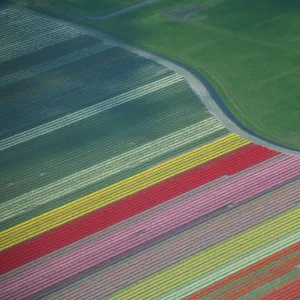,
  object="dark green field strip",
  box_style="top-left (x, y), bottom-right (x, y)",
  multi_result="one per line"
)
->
top-left (1, 47), bottom-right (155, 106)
top-left (0, 127), bottom-right (228, 231)
top-left (0, 81), bottom-right (209, 202)
top-left (0, 80), bottom-right (206, 189)
top-left (1, 42), bottom-right (113, 91)
top-left (0, 35), bottom-right (102, 77)
top-left (1, 50), bottom-right (171, 138)
top-left (0, 46), bottom-right (164, 98)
